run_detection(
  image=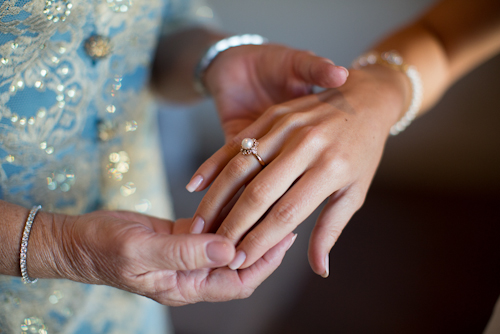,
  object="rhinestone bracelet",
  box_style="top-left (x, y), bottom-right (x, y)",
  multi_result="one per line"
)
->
top-left (352, 50), bottom-right (423, 135)
top-left (194, 34), bottom-right (268, 96)
top-left (20, 205), bottom-right (42, 284)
